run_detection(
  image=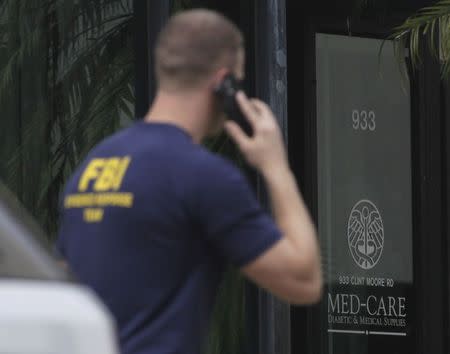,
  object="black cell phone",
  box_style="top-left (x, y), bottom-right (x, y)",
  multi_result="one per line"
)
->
top-left (214, 73), bottom-right (253, 136)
